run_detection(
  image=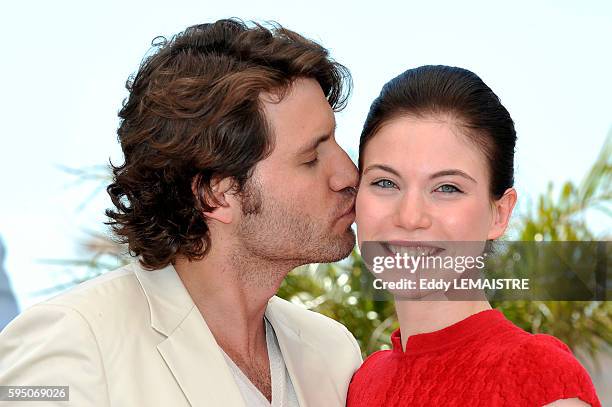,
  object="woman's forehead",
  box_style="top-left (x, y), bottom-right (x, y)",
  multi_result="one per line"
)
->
top-left (359, 117), bottom-right (491, 185)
